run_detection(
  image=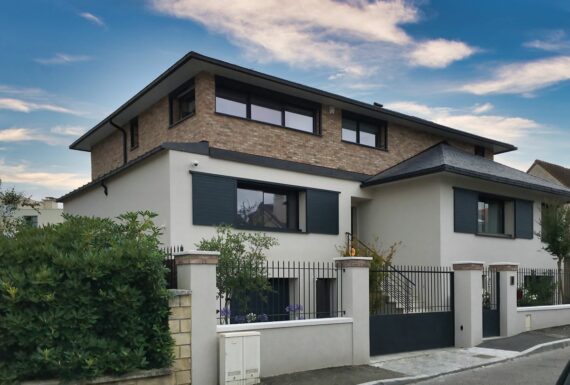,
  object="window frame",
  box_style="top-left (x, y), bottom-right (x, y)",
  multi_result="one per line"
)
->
top-left (341, 111), bottom-right (388, 150)
top-left (475, 145), bottom-right (486, 157)
top-left (169, 78), bottom-right (196, 127)
top-left (129, 117), bottom-right (139, 150)
top-left (475, 193), bottom-right (515, 238)
top-left (215, 76), bottom-right (321, 135)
